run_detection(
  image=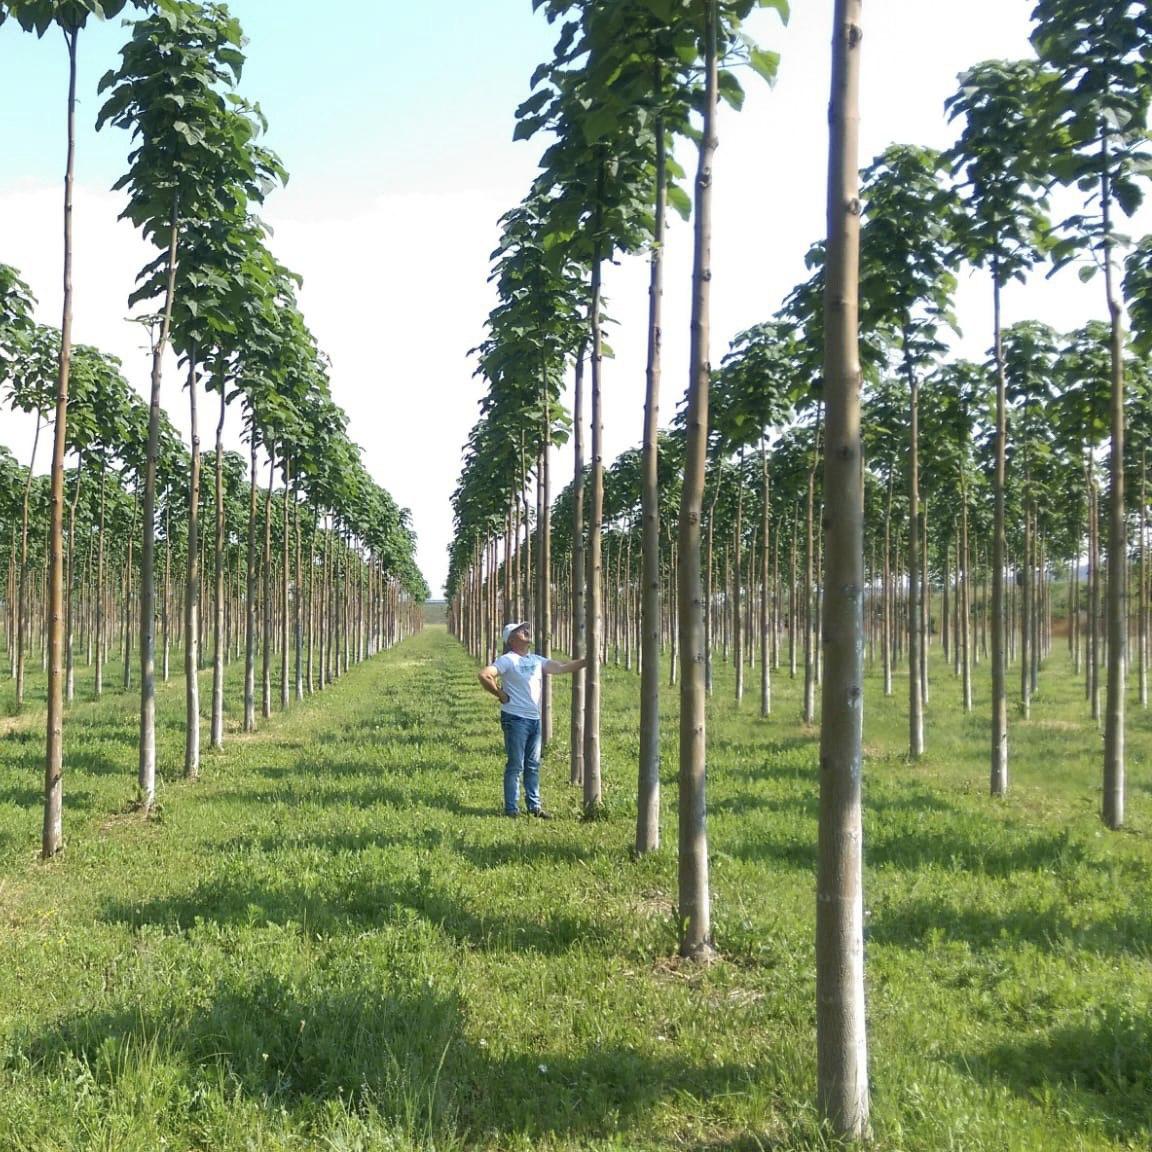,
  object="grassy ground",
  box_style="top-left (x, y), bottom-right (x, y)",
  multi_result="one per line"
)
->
top-left (0, 628), bottom-right (1149, 1150)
